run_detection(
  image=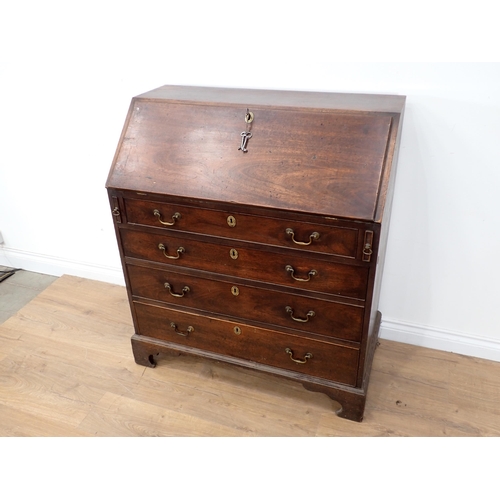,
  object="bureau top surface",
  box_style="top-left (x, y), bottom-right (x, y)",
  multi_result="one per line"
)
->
top-left (107, 85), bottom-right (405, 222)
